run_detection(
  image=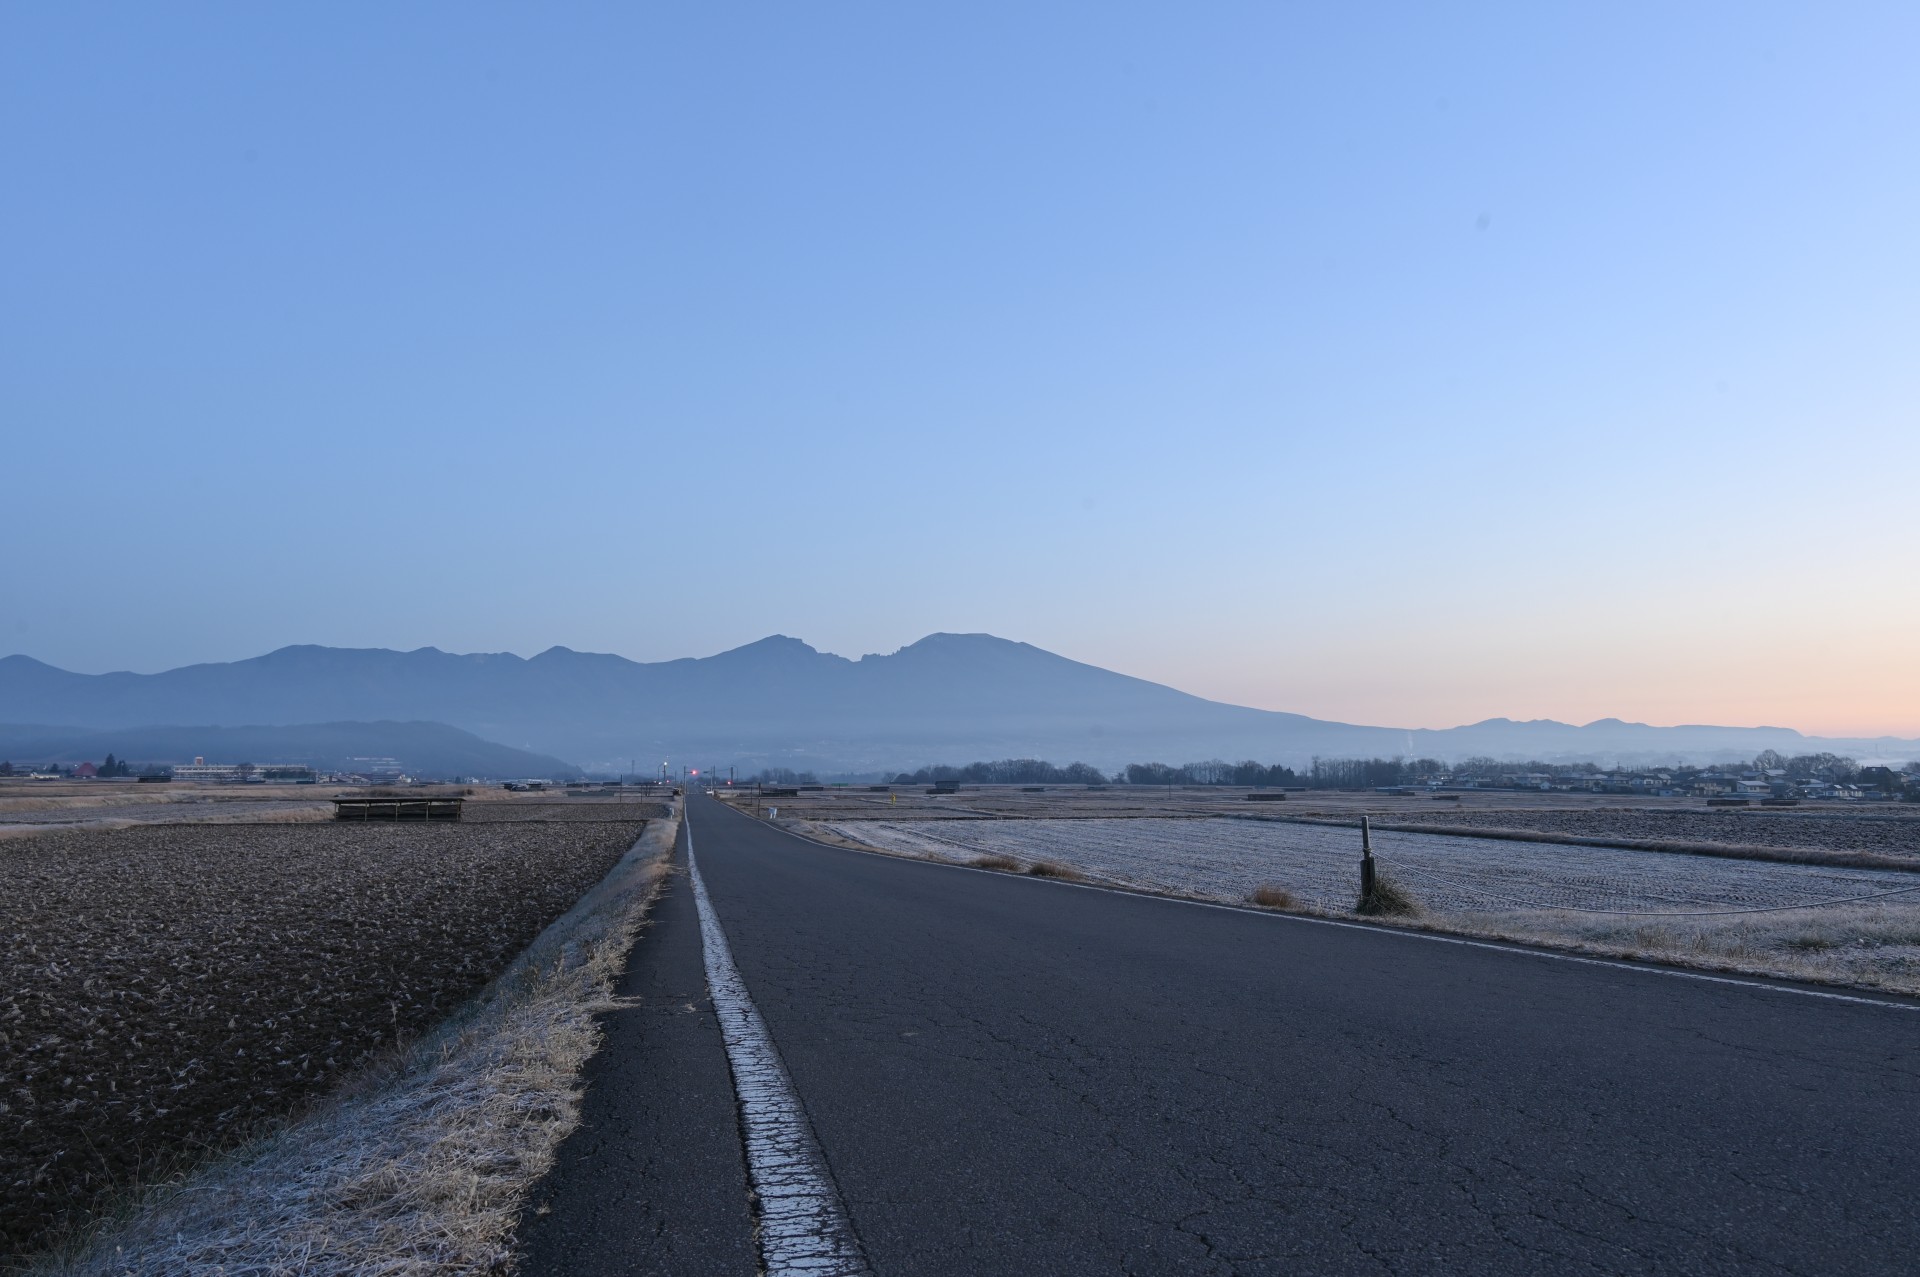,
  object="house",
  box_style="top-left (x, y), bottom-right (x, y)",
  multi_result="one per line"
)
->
top-left (74, 761), bottom-right (98, 779)
top-left (1734, 778), bottom-right (1772, 796)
